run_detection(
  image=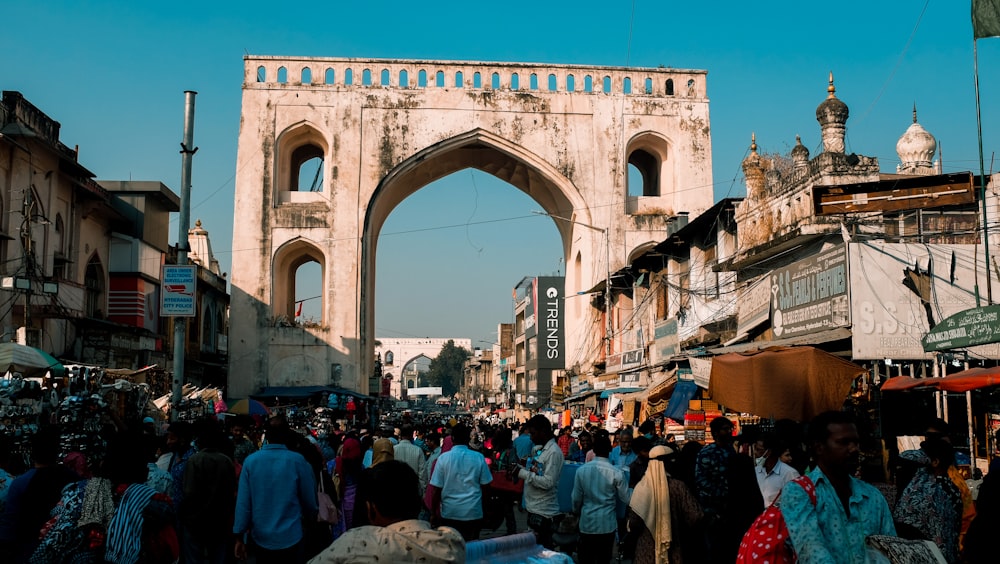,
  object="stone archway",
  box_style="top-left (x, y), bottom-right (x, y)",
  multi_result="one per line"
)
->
top-left (229, 56), bottom-right (715, 398)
